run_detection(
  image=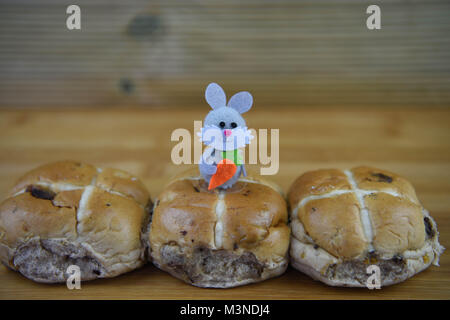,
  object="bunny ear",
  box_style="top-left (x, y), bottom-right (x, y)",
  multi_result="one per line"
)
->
top-left (227, 91), bottom-right (253, 114)
top-left (205, 83), bottom-right (226, 110)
